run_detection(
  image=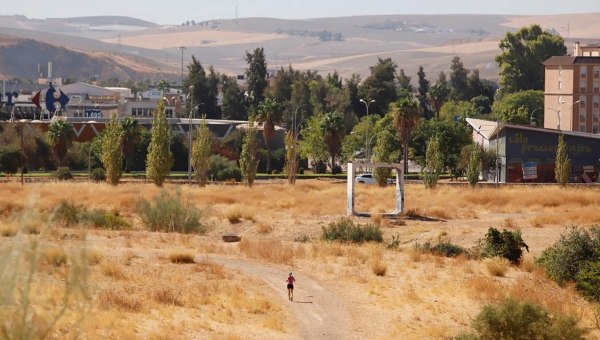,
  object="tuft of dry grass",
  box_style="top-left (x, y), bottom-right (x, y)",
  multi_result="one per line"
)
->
top-left (408, 249), bottom-right (422, 262)
top-left (502, 217), bottom-right (518, 229)
top-left (101, 261), bottom-right (126, 279)
top-left (169, 251), bottom-right (196, 264)
top-left (238, 239), bottom-right (296, 265)
top-left (0, 224), bottom-right (17, 237)
top-left (97, 290), bottom-right (145, 312)
top-left (255, 222), bottom-right (272, 235)
top-left (520, 254), bottom-right (536, 273)
top-left (242, 209), bottom-right (256, 222)
top-left (485, 257), bottom-right (510, 277)
top-left (225, 206), bottom-right (243, 224)
top-left (371, 261), bottom-right (388, 276)
top-left (371, 214), bottom-right (382, 225)
top-left (42, 247), bottom-right (67, 267)
top-left (151, 285), bottom-right (183, 306)
top-left (87, 250), bottom-right (104, 266)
